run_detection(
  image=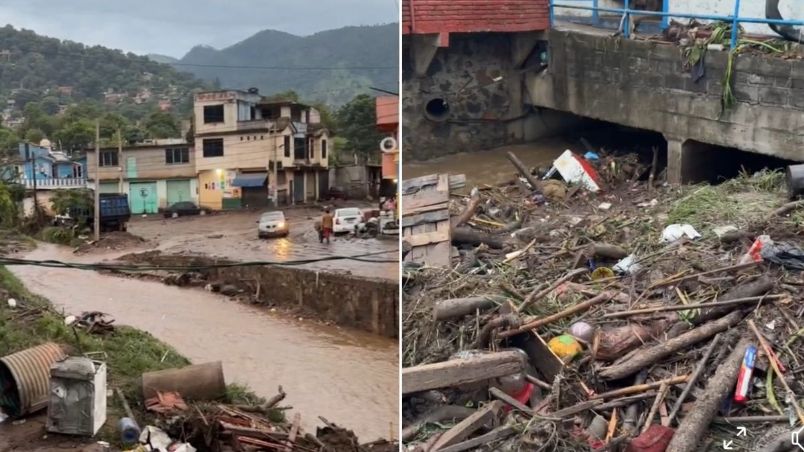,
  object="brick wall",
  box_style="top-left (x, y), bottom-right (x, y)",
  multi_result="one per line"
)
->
top-left (403, 0), bottom-right (550, 34)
